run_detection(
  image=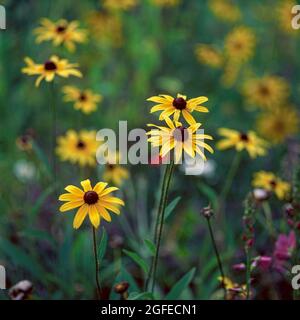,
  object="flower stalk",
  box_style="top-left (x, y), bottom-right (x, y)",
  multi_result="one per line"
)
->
top-left (92, 226), bottom-right (101, 299)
